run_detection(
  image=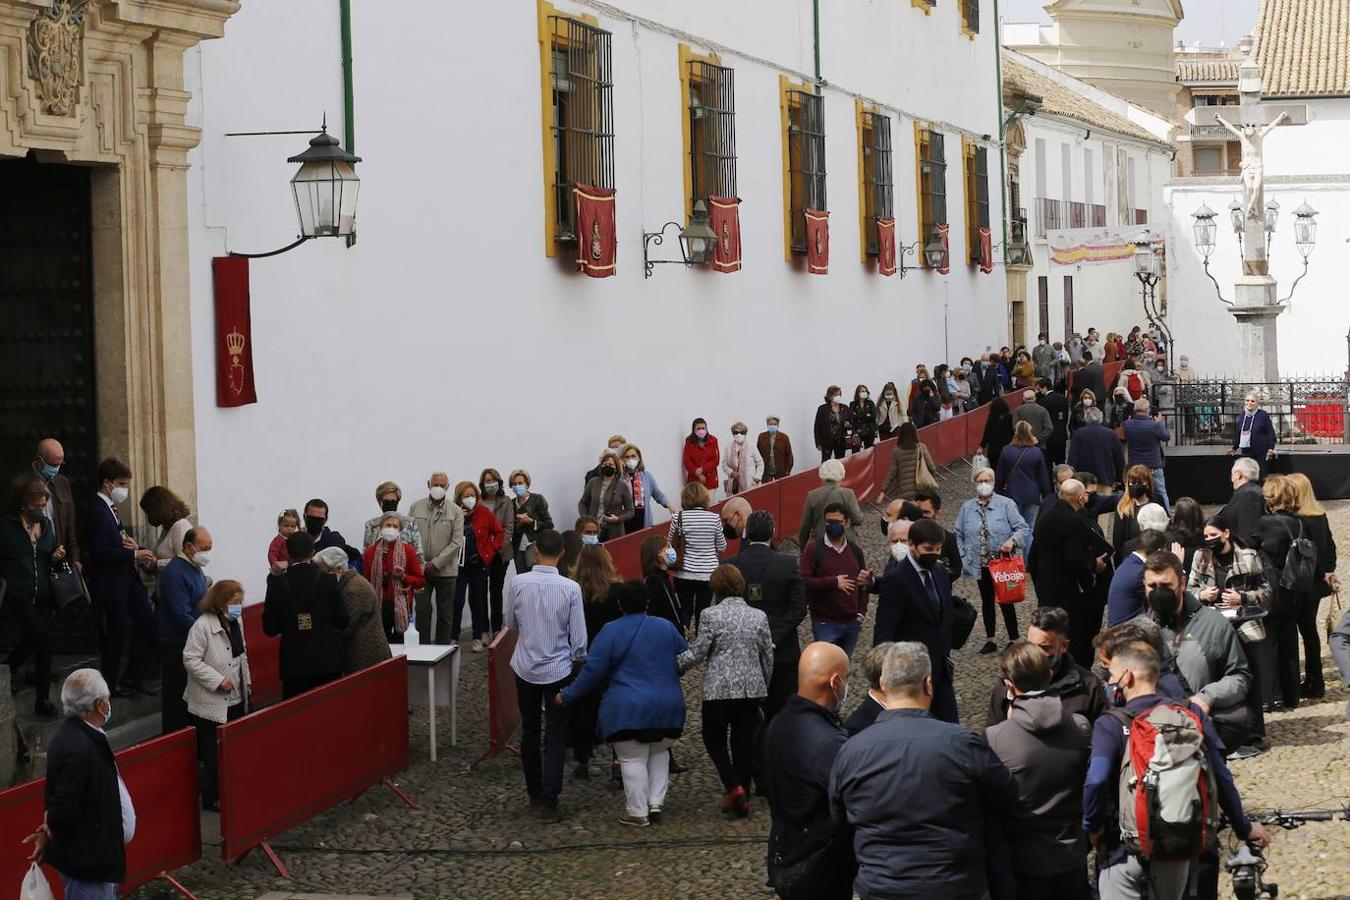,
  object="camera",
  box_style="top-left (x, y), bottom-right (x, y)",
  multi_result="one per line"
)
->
top-left (1225, 842), bottom-right (1278, 900)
